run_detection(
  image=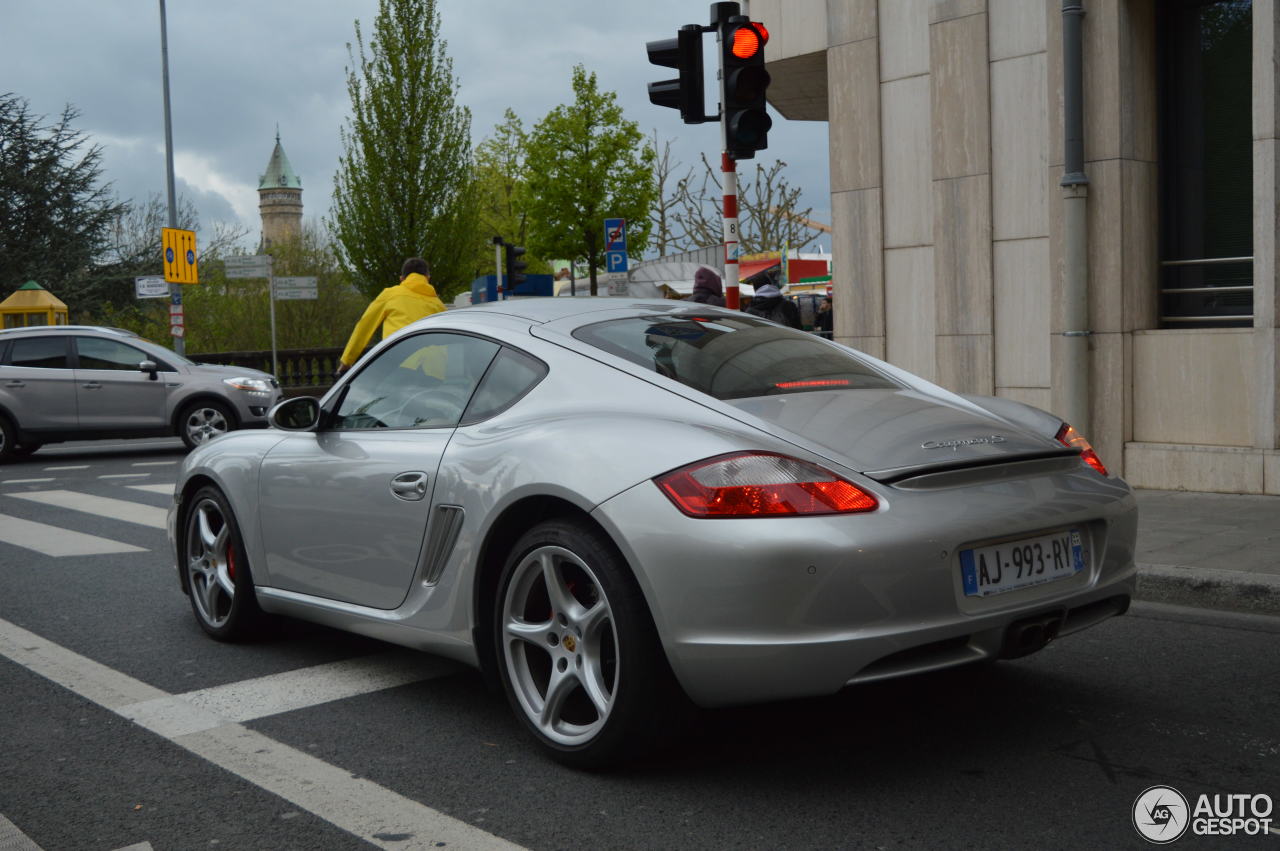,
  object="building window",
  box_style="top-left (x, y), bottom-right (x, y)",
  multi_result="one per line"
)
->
top-left (1158, 0), bottom-right (1252, 327)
